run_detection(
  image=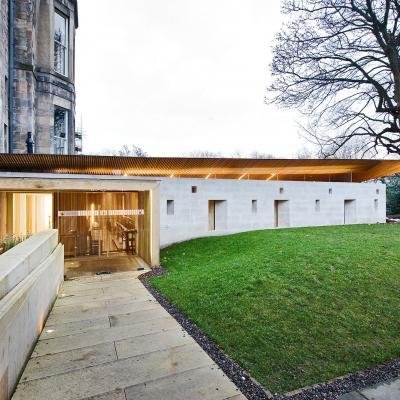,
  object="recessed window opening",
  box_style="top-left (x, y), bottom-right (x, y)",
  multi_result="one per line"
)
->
top-left (376, 189), bottom-right (380, 195)
top-left (315, 199), bottom-right (321, 212)
top-left (208, 200), bottom-right (227, 231)
top-left (167, 200), bottom-right (174, 215)
top-left (374, 199), bottom-right (378, 211)
top-left (279, 187), bottom-right (284, 194)
top-left (252, 200), bottom-right (258, 214)
top-left (191, 186), bottom-right (197, 193)
top-left (329, 188), bottom-right (333, 195)
top-left (274, 200), bottom-right (290, 228)
top-left (344, 199), bottom-right (357, 224)
top-left (3, 124), bottom-right (8, 152)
